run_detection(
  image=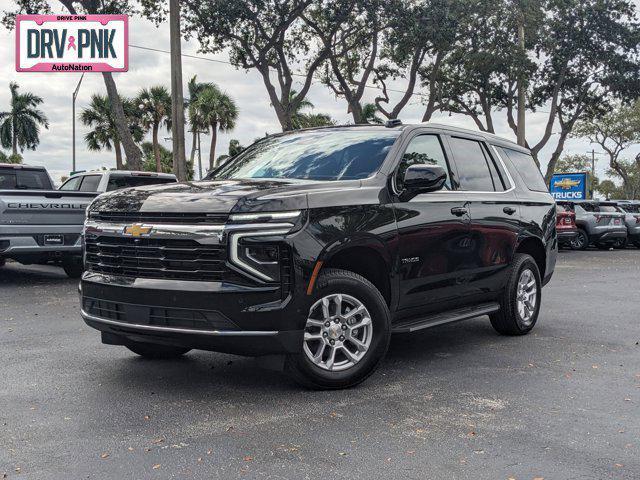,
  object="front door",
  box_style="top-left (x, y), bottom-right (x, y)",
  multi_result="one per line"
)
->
top-left (392, 133), bottom-right (474, 314)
